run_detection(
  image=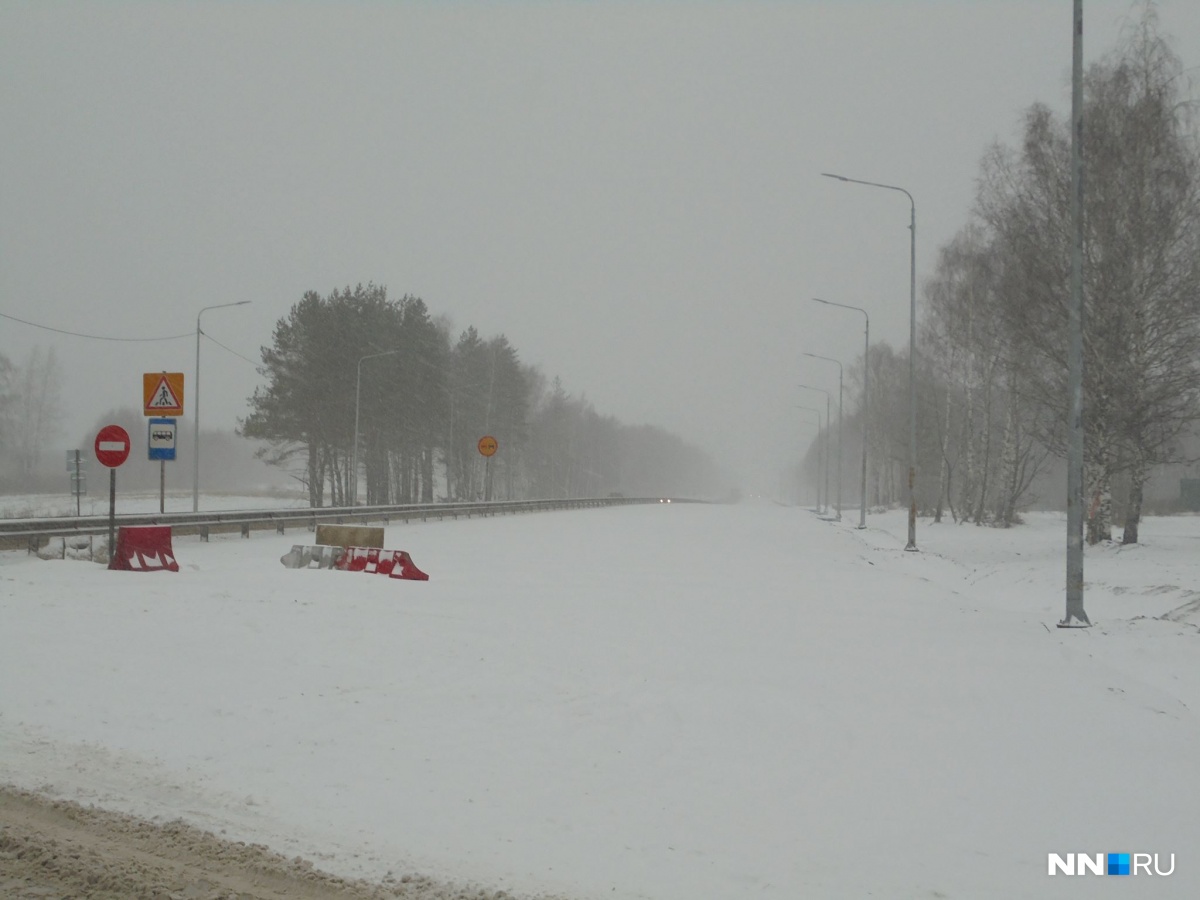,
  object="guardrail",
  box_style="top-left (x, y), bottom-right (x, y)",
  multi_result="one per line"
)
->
top-left (1, 496), bottom-right (694, 553)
